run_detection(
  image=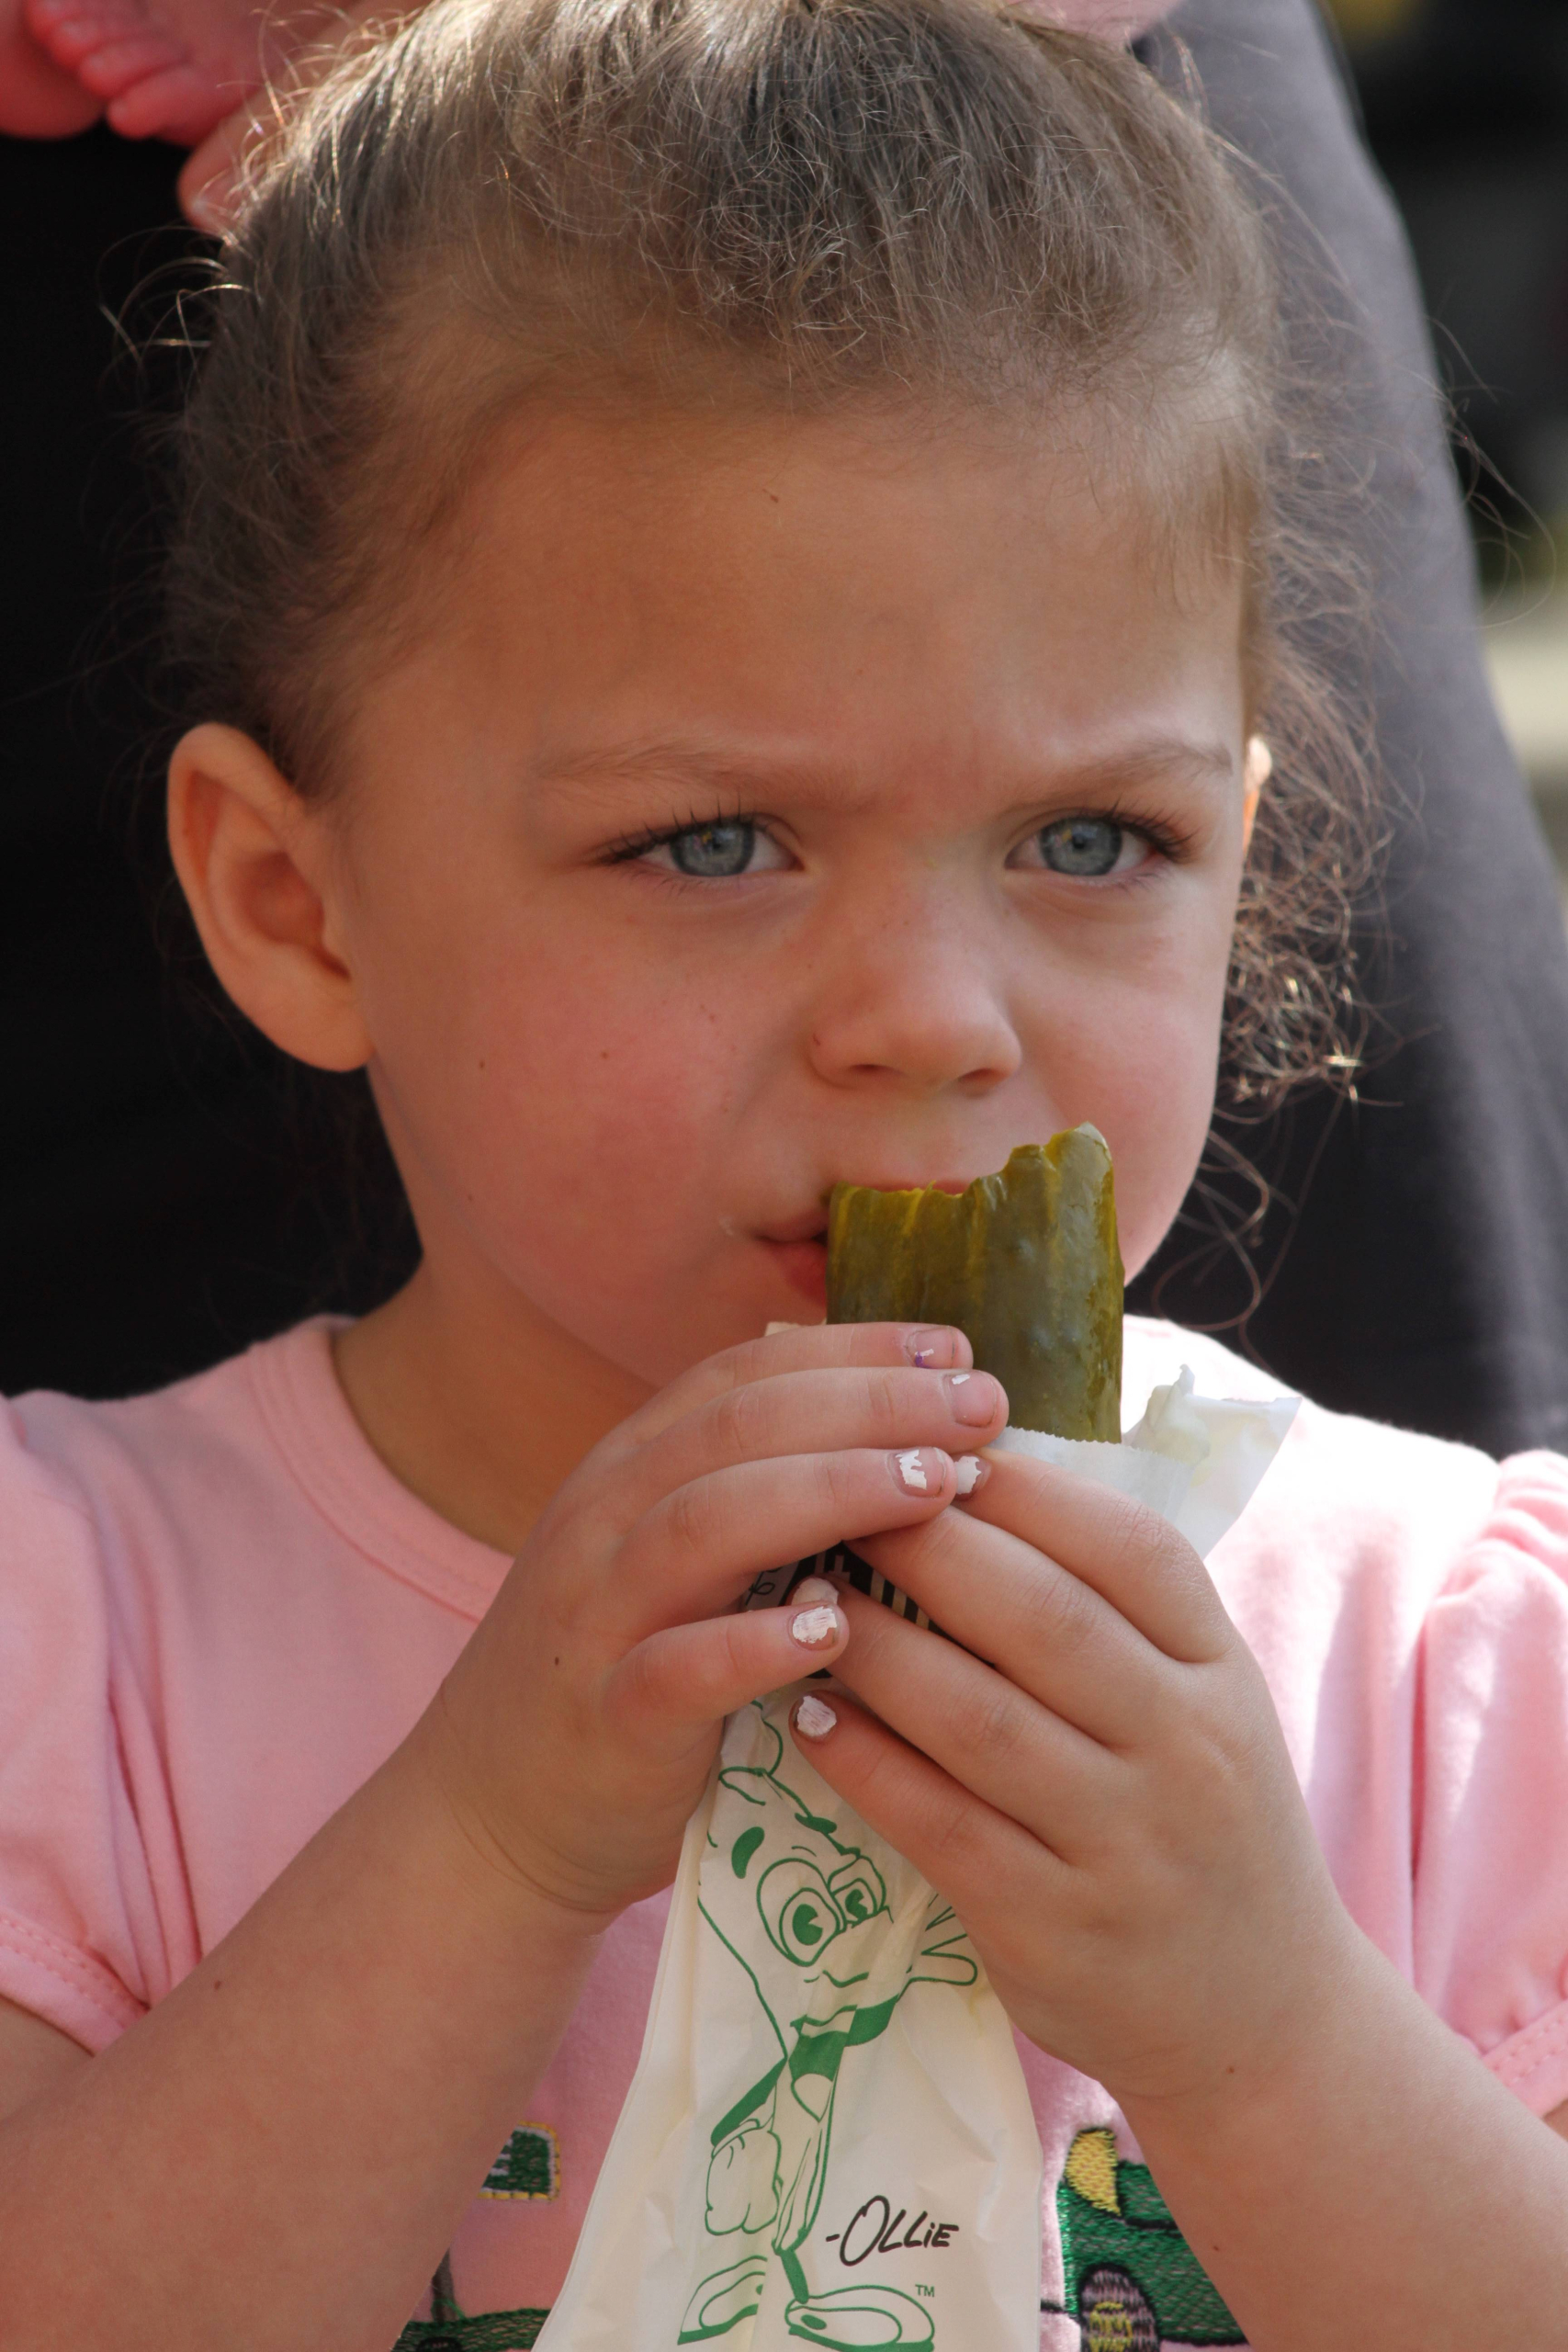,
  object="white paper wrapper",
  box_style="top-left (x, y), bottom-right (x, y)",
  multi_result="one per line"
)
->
top-left (537, 1698), bottom-right (1043, 2352)
top-left (995, 1367), bottom-right (1300, 1561)
top-left (537, 1370), bottom-right (1297, 2352)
